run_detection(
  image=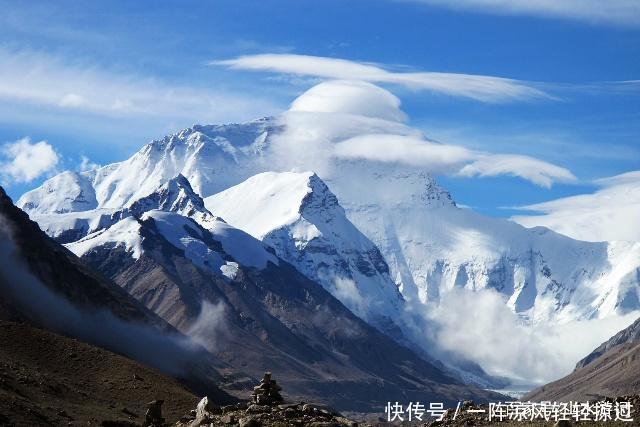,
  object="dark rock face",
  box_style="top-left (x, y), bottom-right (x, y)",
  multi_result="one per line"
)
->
top-left (0, 186), bottom-right (236, 424)
top-left (0, 186), bottom-right (163, 328)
